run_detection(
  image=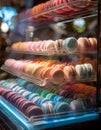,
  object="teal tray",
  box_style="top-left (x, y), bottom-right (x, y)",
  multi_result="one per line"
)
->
top-left (0, 96), bottom-right (100, 130)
